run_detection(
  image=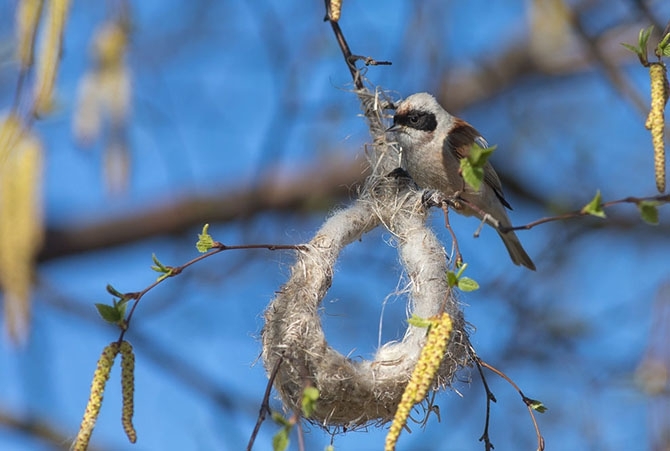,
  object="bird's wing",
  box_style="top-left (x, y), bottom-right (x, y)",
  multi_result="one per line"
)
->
top-left (483, 162), bottom-right (512, 210)
top-left (444, 119), bottom-right (513, 210)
